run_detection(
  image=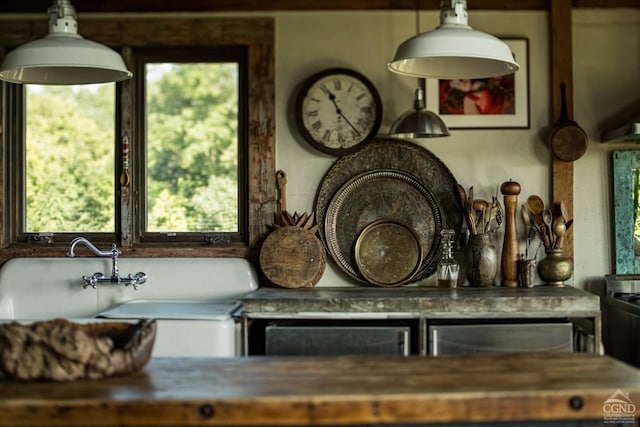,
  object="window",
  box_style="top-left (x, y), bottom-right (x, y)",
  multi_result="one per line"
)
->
top-left (20, 48), bottom-right (247, 244)
top-left (25, 84), bottom-right (116, 233)
top-left (1, 18), bottom-right (275, 256)
top-left (145, 62), bottom-right (240, 233)
top-left (135, 48), bottom-right (248, 244)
